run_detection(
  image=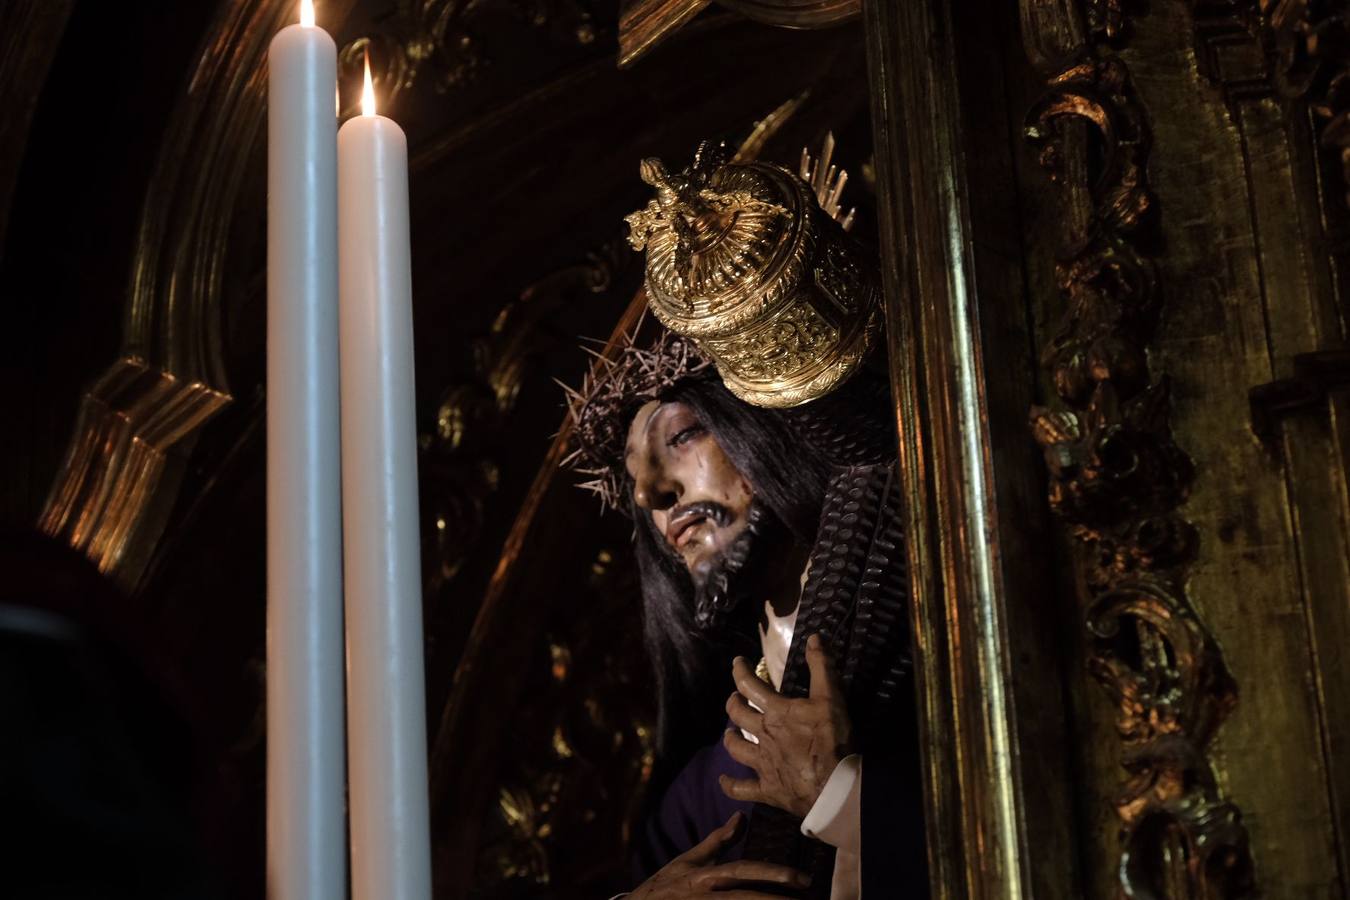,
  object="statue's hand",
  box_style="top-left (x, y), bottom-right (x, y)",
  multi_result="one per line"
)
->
top-left (719, 634), bottom-right (853, 819)
top-left (629, 812), bottom-right (810, 899)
